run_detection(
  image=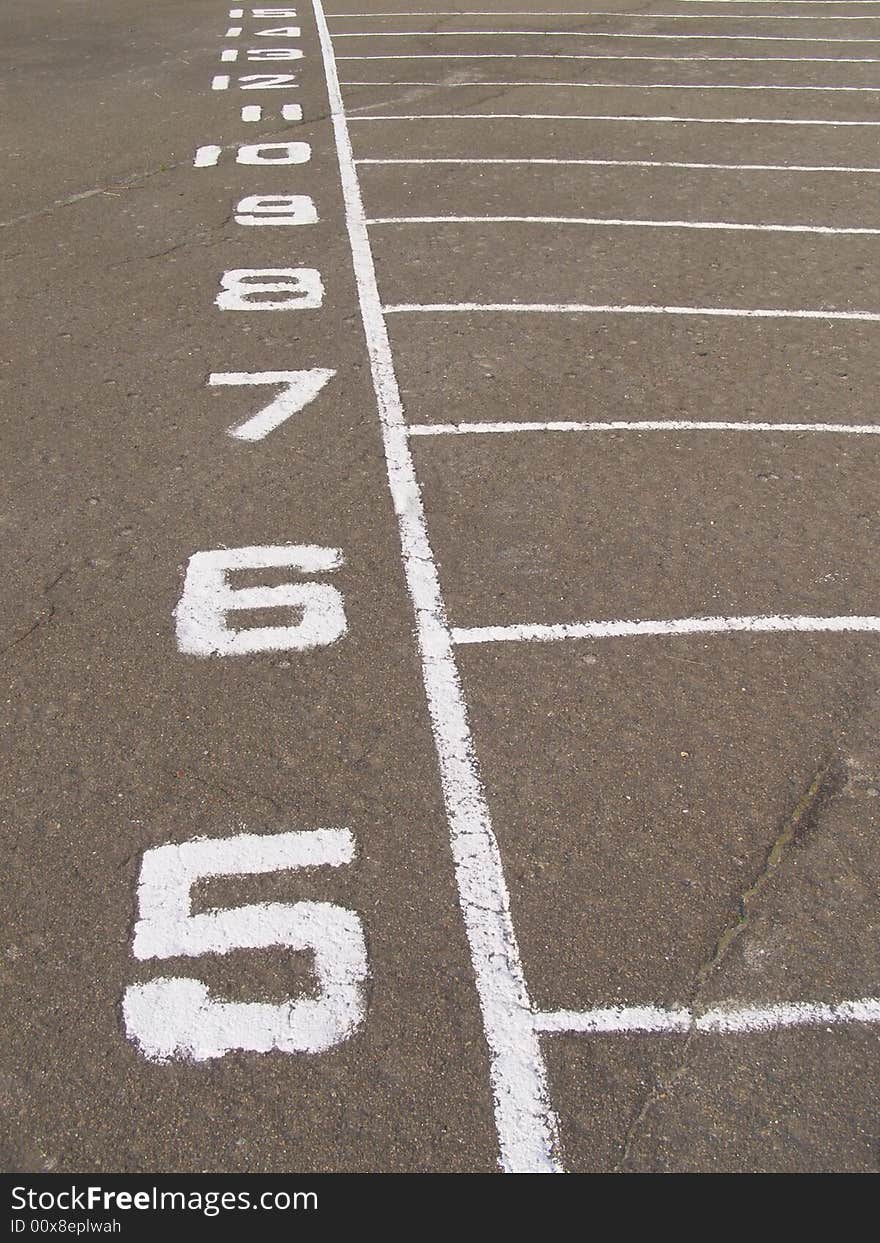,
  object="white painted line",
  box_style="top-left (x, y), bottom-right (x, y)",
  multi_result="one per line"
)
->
top-left (334, 29), bottom-right (880, 41)
top-left (357, 157), bottom-right (880, 173)
top-left (229, 7), bottom-right (244, 15)
top-left (350, 113), bottom-right (880, 126)
top-left (384, 303), bottom-right (880, 321)
top-left (226, 26), bottom-right (244, 36)
top-left (385, 302), bottom-right (880, 323)
top-left (212, 75), bottom-right (231, 90)
top-left (338, 52), bottom-right (880, 61)
top-left (452, 616), bottom-right (880, 647)
top-left (368, 215), bottom-right (880, 236)
top-left (242, 104), bottom-right (263, 120)
top-left (408, 420), bottom-right (880, 436)
top-left (326, 9), bottom-right (880, 16)
top-left (283, 102), bottom-right (305, 119)
top-left (221, 48), bottom-right (240, 62)
top-left (314, 0), bottom-right (560, 1175)
top-left (535, 998), bottom-right (880, 1036)
top-left (342, 79), bottom-right (880, 90)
